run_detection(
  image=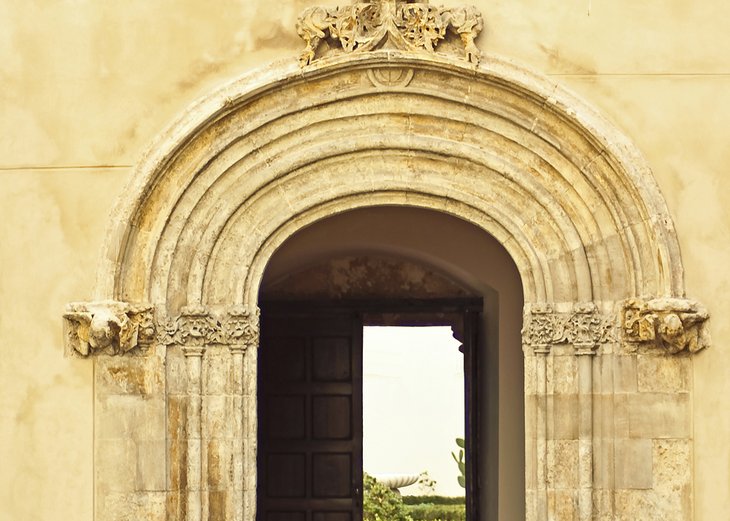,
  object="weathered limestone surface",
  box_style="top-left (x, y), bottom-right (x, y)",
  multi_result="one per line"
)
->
top-left (66, 19), bottom-right (711, 516)
top-left (2, 1), bottom-right (728, 520)
top-left (264, 254), bottom-right (473, 300)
